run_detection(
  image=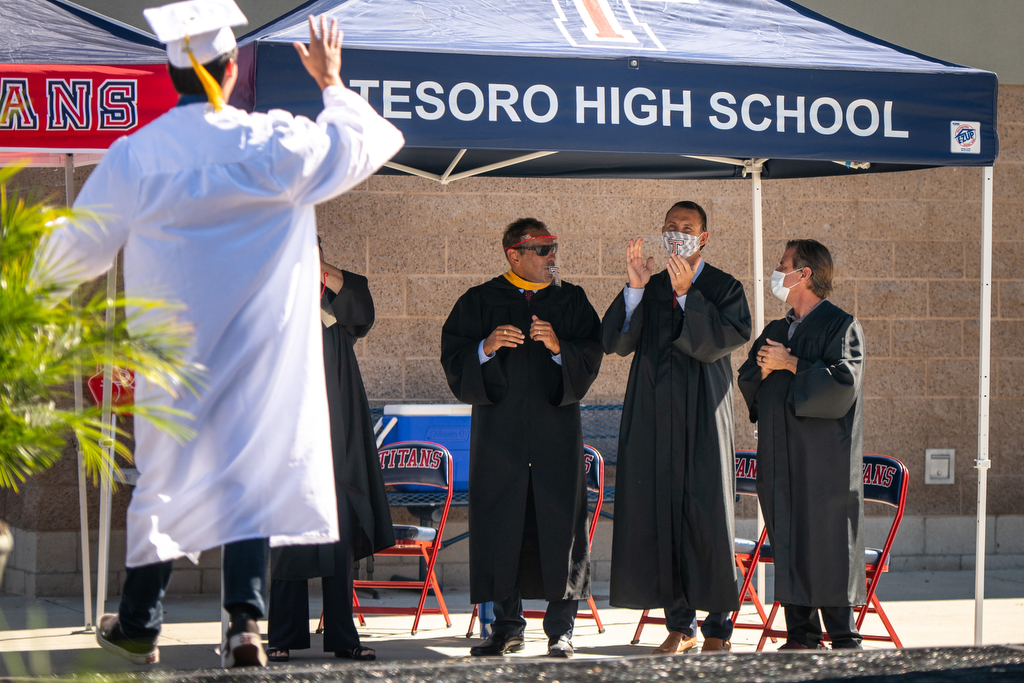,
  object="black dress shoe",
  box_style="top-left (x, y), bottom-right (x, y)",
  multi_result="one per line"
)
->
top-left (470, 632), bottom-right (525, 656)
